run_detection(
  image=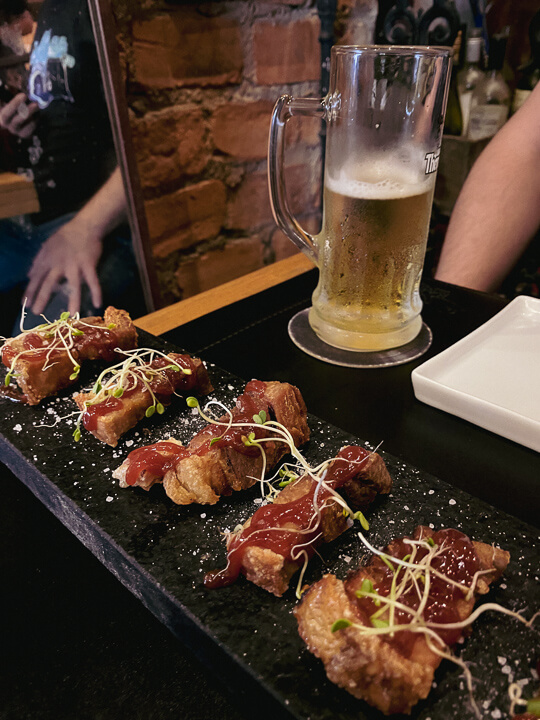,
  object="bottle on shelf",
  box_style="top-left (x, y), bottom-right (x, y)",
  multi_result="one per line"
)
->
top-left (467, 32), bottom-right (510, 141)
top-left (511, 9), bottom-right (540, 114)
top-left (457, 33), bottom-right (484, 136)
top-left (444, 28), bottom-right (464, 136)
